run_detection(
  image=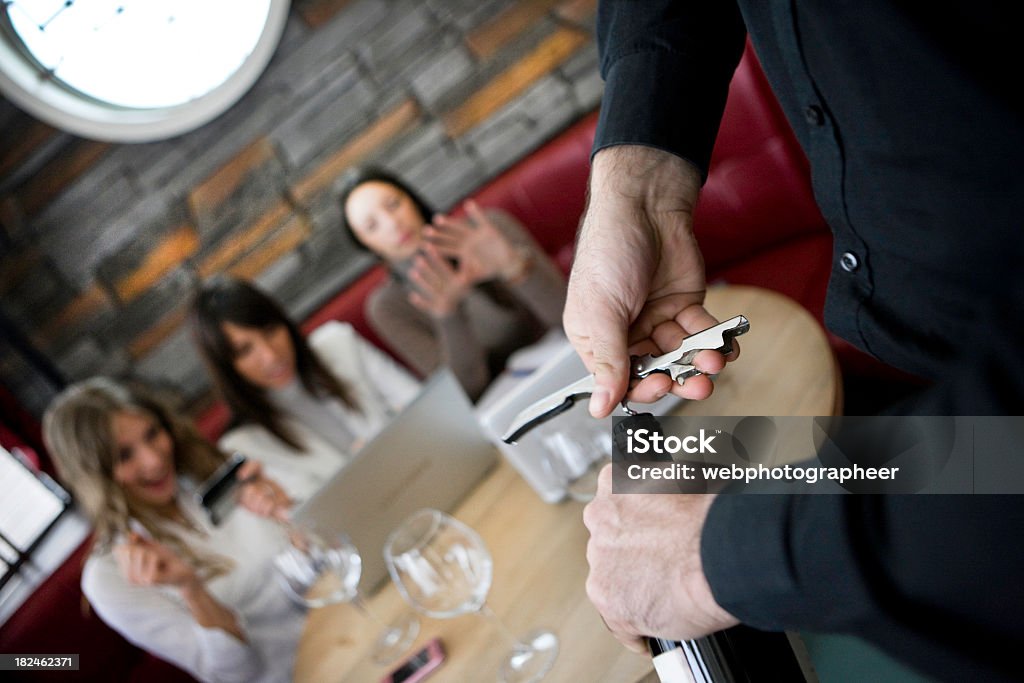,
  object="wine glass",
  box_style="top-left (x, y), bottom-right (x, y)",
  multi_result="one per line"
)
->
top-left (383, 508), bottom-right (559, 682)
top-left (273, 524), bottom-right (419, 665)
